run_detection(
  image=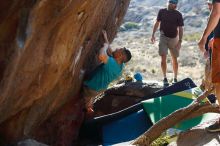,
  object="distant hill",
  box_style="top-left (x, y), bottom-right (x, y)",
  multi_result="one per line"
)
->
top-left (122, 0), bottom-right (209, 33)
